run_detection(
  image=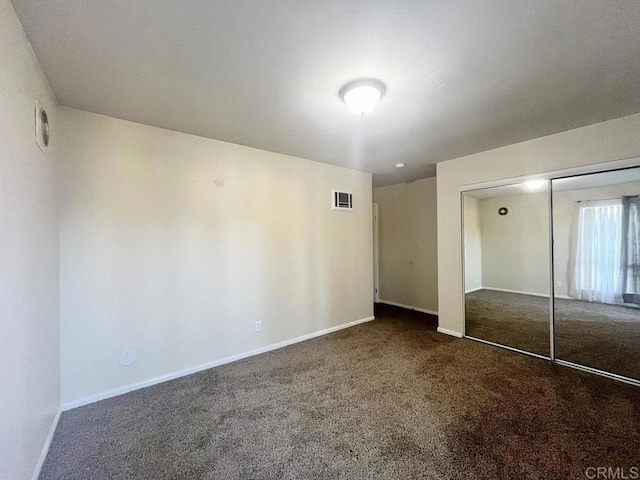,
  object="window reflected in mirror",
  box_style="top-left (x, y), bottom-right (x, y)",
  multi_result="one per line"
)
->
top-left (553, 168), bottom-right (640, 380)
